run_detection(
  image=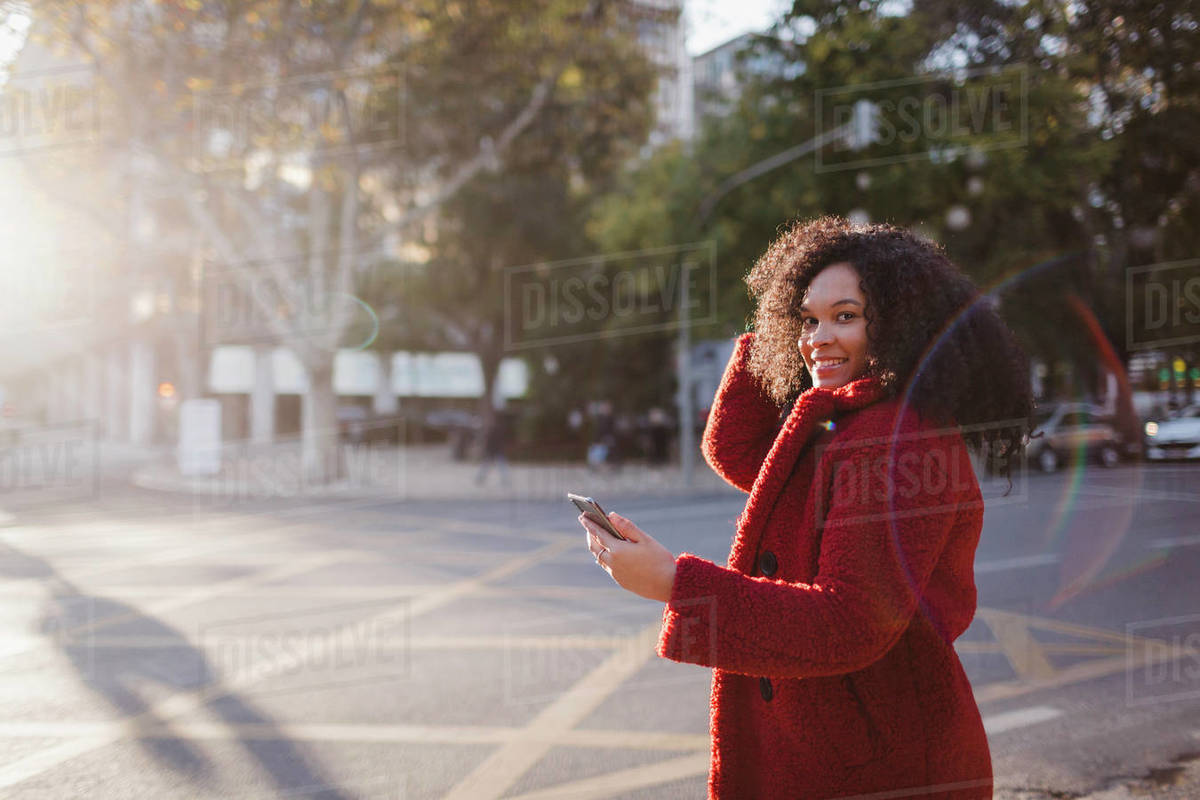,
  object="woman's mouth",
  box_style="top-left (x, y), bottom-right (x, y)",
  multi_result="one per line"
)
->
top-left (812, 358), bottom-right (848, 375)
